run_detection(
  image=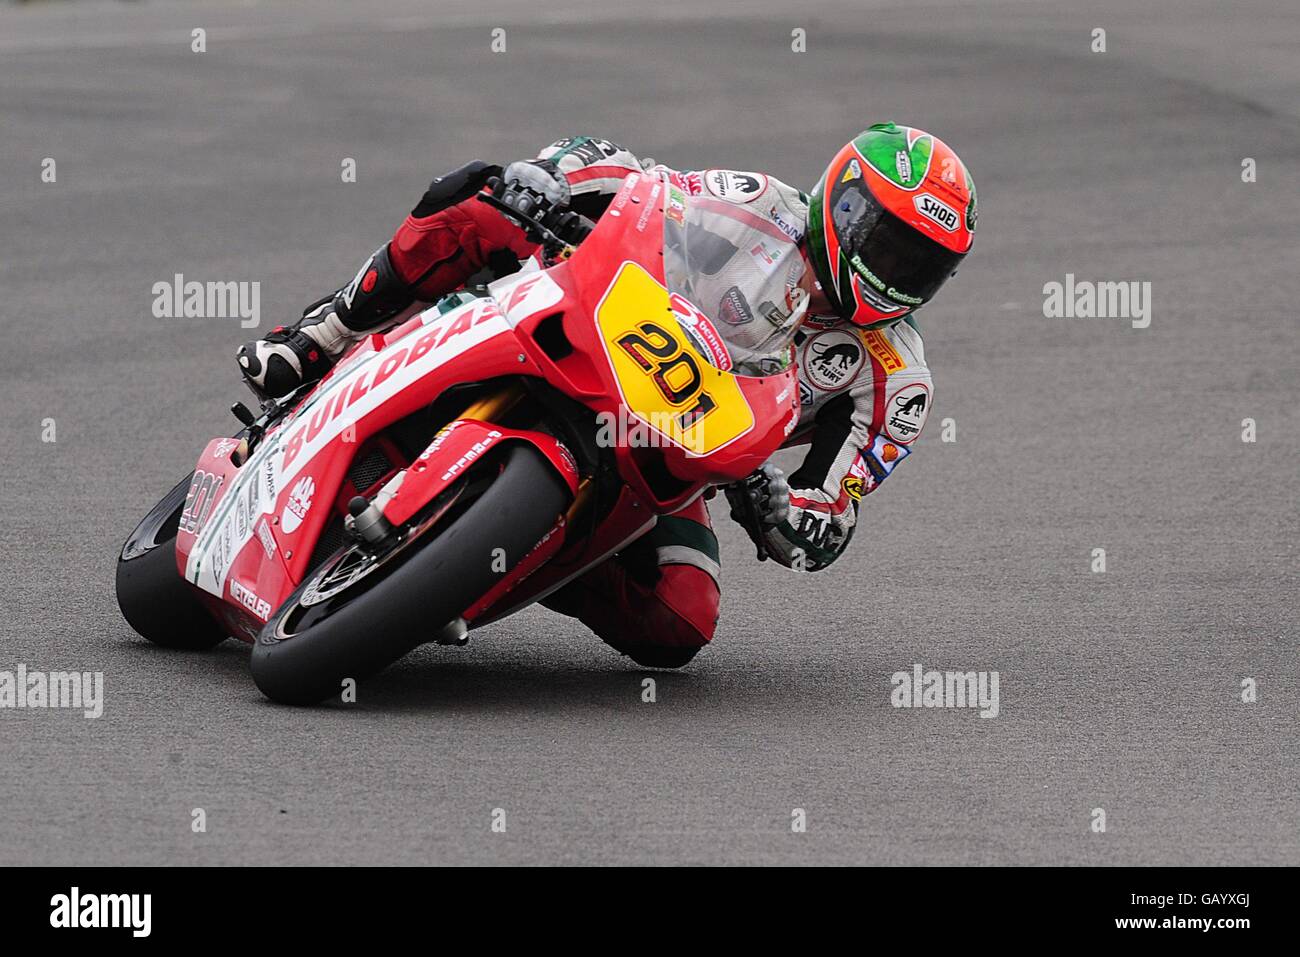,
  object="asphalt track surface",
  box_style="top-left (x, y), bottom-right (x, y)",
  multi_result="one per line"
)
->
top-left (0, 0), bottom-right (1296, 866)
